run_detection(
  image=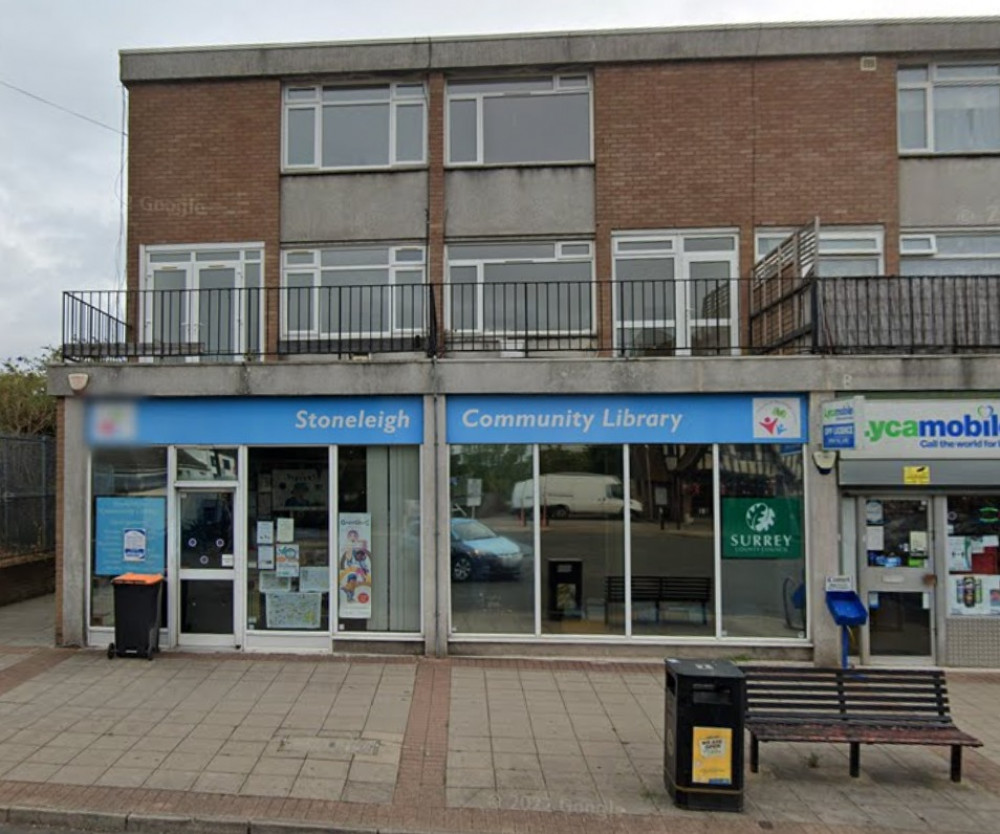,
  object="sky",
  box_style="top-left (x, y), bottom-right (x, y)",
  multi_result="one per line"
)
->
top-left (1, 0), bottom-right (998, 361)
